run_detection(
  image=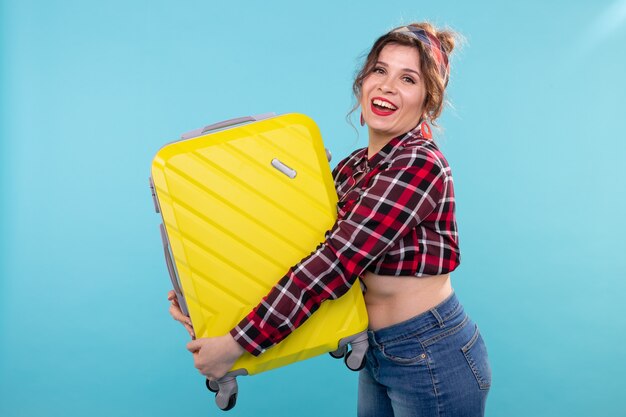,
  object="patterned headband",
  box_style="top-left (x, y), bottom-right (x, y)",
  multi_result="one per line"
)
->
top-left (391, 26), bottom-right (450, 84)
